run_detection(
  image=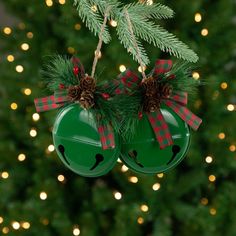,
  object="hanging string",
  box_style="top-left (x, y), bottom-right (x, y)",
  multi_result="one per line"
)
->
top-left (91, 6), bottom-right (111, 79)
top-left (124, 9), bottom-right (147, 81)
